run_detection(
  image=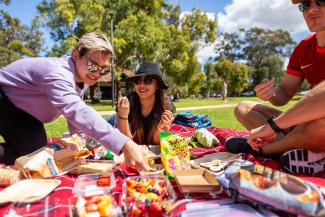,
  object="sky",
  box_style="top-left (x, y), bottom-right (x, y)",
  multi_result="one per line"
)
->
top-left (0, 0), bottom-right (311, 63)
